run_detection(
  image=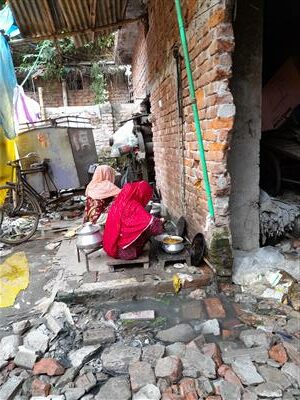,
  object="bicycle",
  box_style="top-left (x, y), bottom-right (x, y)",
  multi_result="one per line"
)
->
top-left (0, 153), bottom-right (80, 245)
